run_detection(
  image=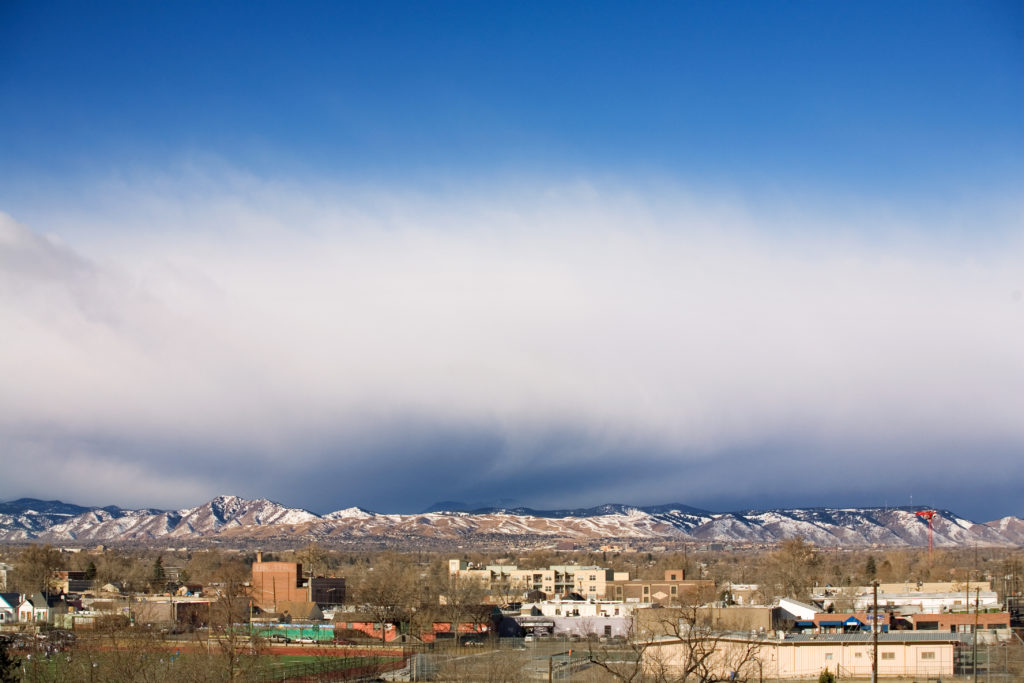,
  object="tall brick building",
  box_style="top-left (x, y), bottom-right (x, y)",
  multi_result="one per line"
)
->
top-left (250, 553), bottom-right (346, 611)
top-left (252, 556), bottom-right (306, 611)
